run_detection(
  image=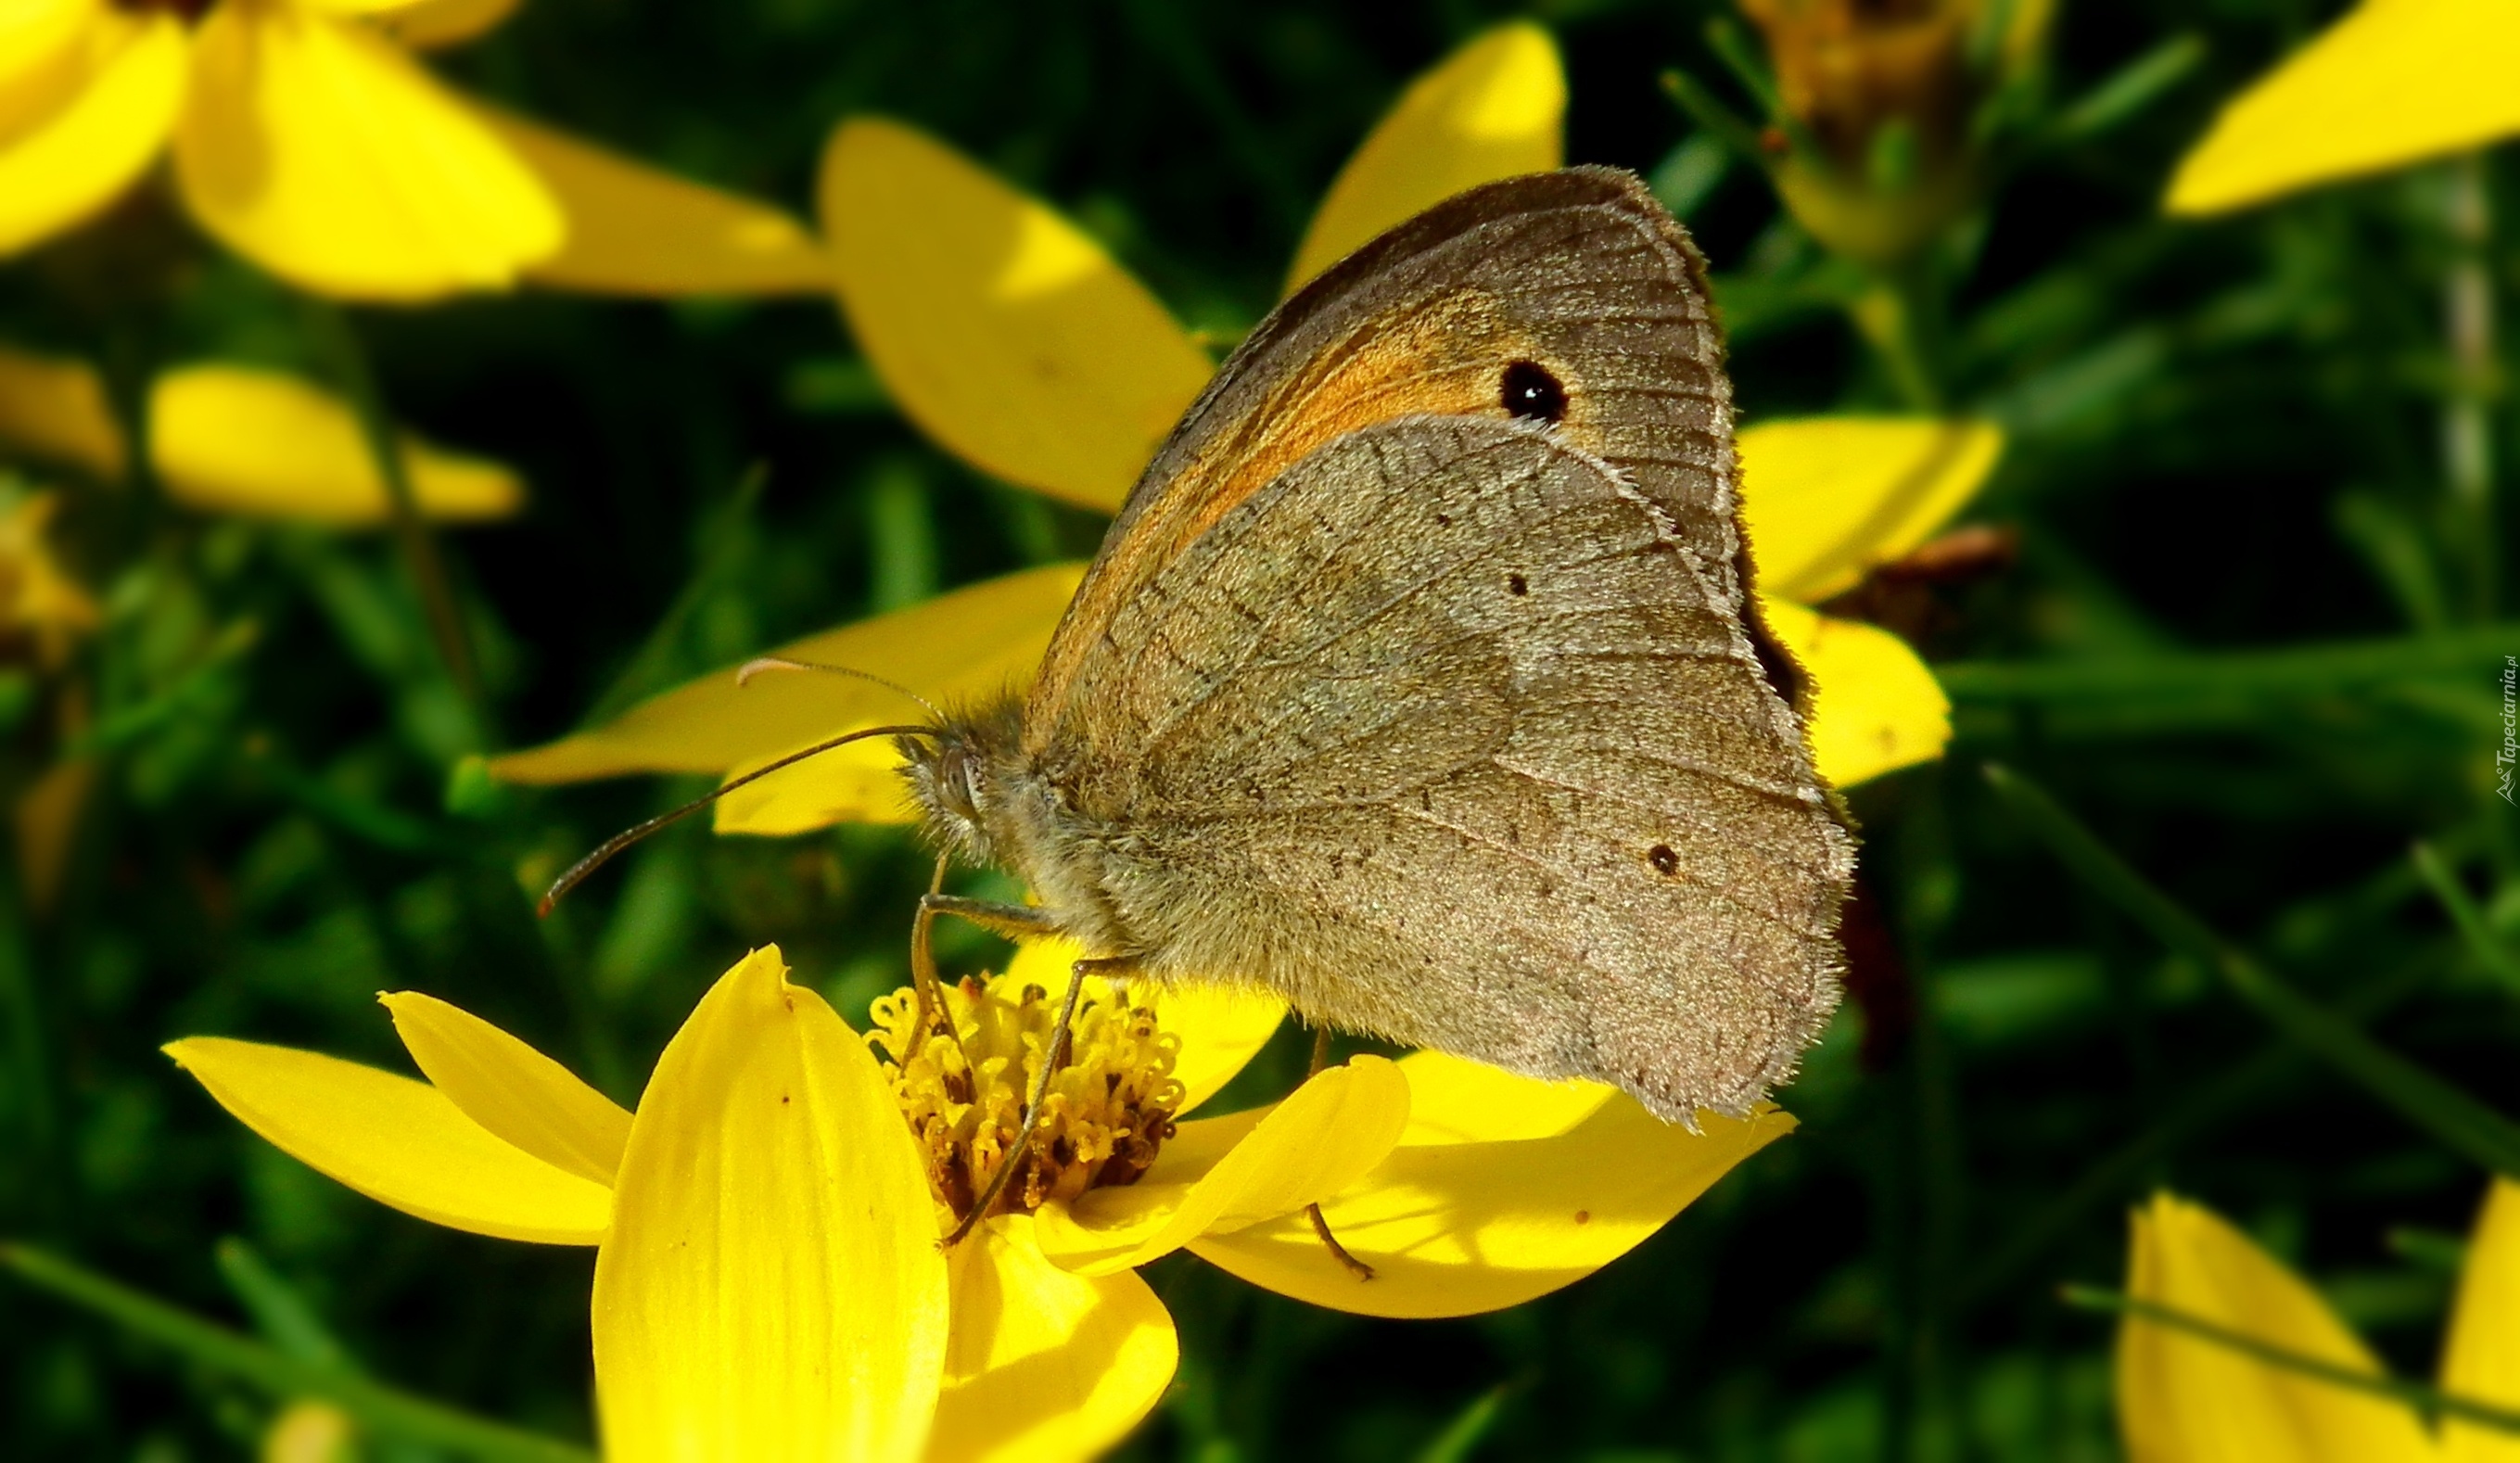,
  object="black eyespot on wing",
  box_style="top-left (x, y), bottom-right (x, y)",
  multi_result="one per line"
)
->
top-left (1507, 572), bottom-right (1529, 596)
top-left (1501, 361), bottom-right (1567, 423)
top-left (1648, 844), bottom-right (1679, 875)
